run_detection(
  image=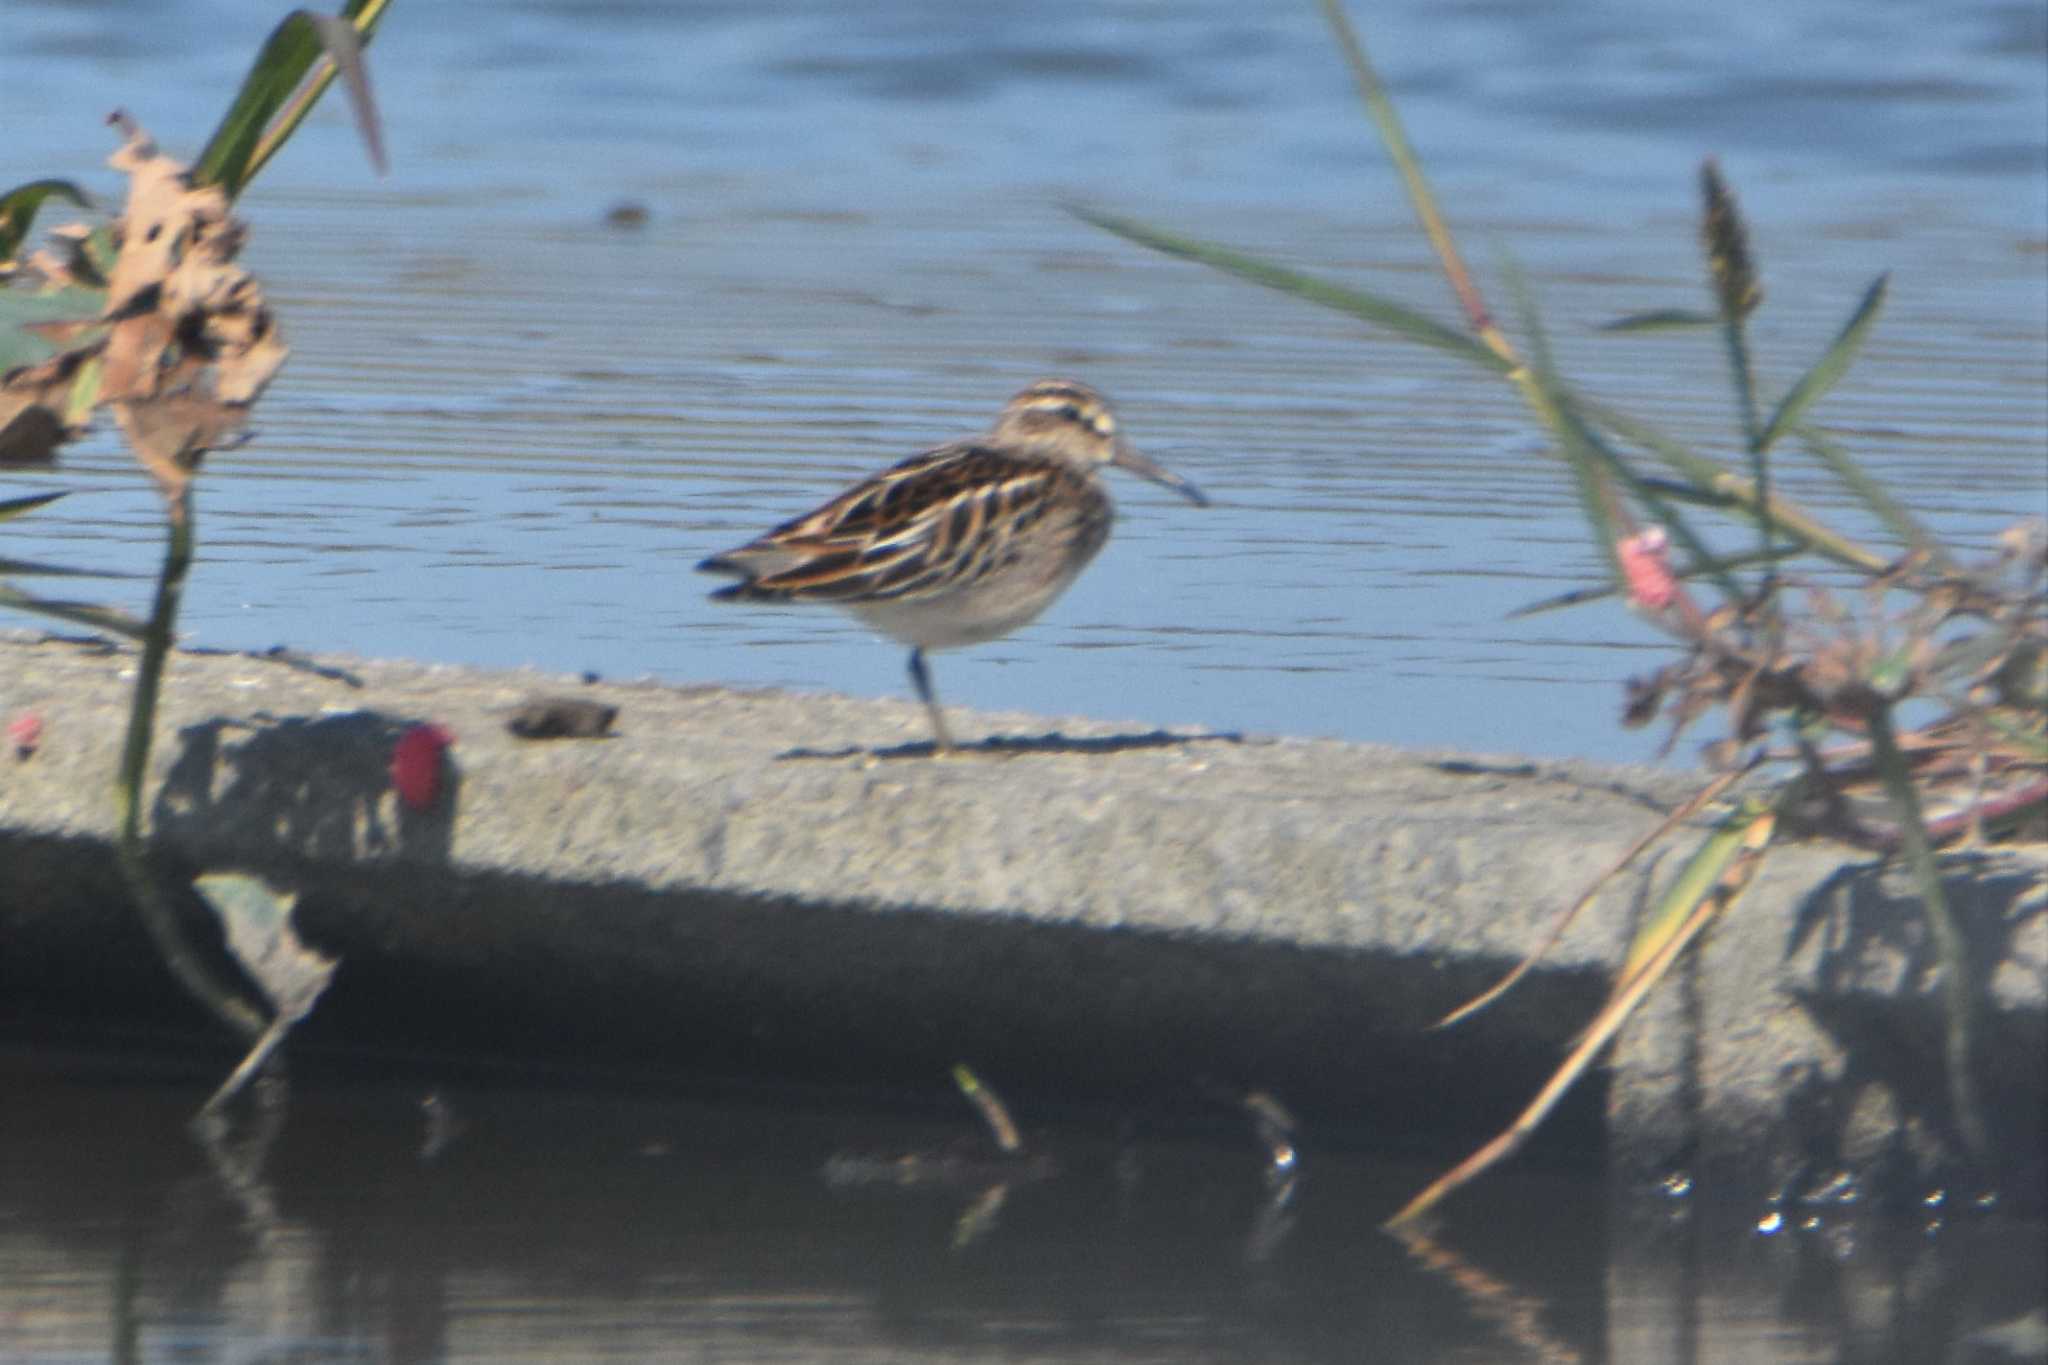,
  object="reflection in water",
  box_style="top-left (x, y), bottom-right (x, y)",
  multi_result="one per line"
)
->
top-left (1391, 1224), bottom-right (1585, 1365)
top-left (175, 1081), bottom-right (353, 1364)
top-left (2, 1057), bottom-right (2041, 1362)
